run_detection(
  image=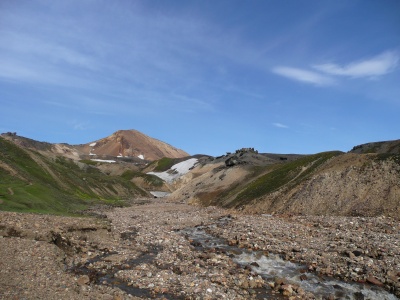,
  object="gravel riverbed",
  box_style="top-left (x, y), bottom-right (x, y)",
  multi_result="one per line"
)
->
top-left (0, 199), bottom-right (399, 299)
